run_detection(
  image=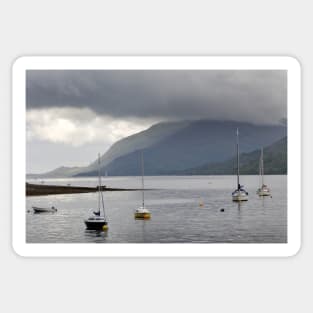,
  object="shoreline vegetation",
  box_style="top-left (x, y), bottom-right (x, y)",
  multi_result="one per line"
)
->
top-left (26, 183), bottom-right (143, 197)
